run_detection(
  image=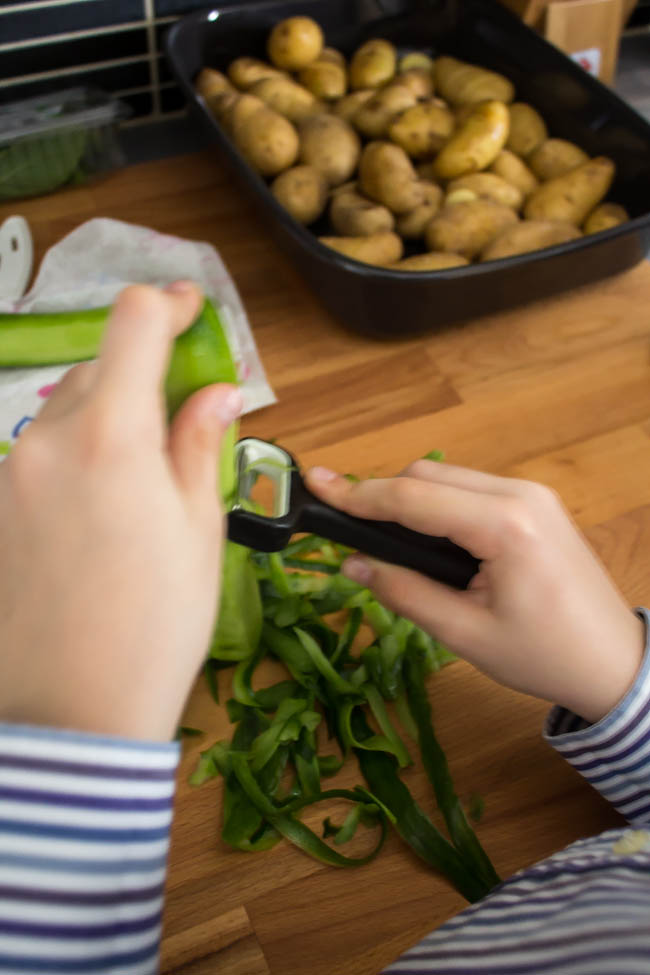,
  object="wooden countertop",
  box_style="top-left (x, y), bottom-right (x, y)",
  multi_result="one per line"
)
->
top-left (5, 150), bottom-right (650, 975)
